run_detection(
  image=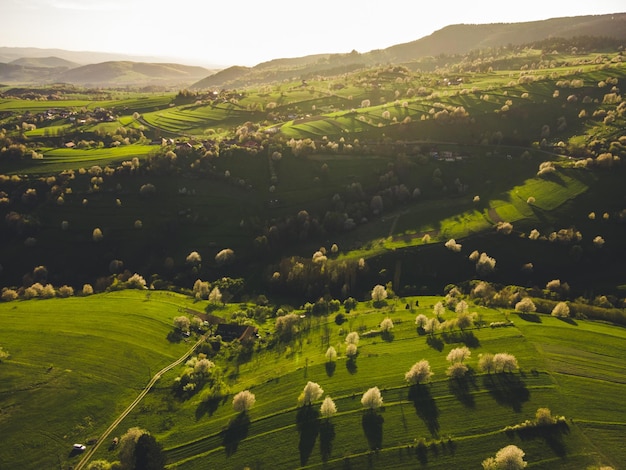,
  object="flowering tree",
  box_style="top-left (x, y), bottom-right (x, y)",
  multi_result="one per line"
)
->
top-left (208, 286), bottom-right (222, 304)
top-left (515, 297), bottom-right (536, 313)
top-left (478, 353), bottom-right (495, 374)
top-left (345, 331), bottom-right (359, 345)
top-left (320, 396), bottom-right (337, 419)
top-left (325, 346), bottom-right (337, 362)
top-left (371, 284), bottom-right (388, 304)
top-left (404, 360), bottom-right (434, 385)
top-left (433, 301), bottom-right (445, 319)
top-left (298, 381), bottom-right (324, 406)
top-left (482, 445), bottom-right (527, 469)
top-left (415, 314), bottom-right (428, 329)
top-left (493, 353), bottom-right (519, 373)
top-left (447, 346), bottom-right (471, 364)
top-left (232, 390), bottom-right (256, 413)
top-left (361, 387), bottom-right (383, 410)
top-left (551, 302), bottom-right (570, 318)
top-left (380, 317), bottom-right (394, 332)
